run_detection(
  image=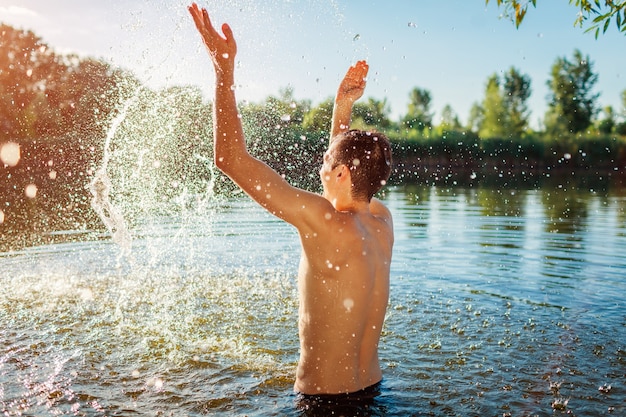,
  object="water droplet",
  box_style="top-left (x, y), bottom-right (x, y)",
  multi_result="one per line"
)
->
top-left (24, 184), bottom-right (38, 199)
top-left (0, 209), bottom-right (4, 224)
top-left (147, 377), bottom-right (164, 390)
top-left (343, 298), bottom-right (354, 312)
top-left (352, 158), bottom-right (360, 167)
top-left (222, 53), bottom-right (229, 59)
top-left (49, 170), bottom-right (57, 180)
top-left (324, 213), bottom-right (332, 220)
top-left (78, 288), bottom-right (94, 301)
top-left (0, 142), bottom-right (20, 166)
